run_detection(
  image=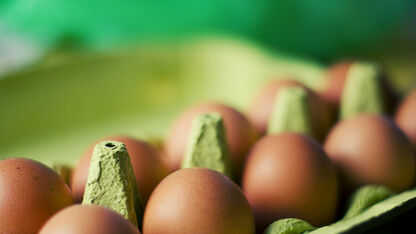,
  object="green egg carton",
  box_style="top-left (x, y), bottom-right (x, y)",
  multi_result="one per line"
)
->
top-left (265, 186), bottom-right (416, 234)
top-left (312, 187), bottom-right (416, 233)
top-left (0, 38), bottom-right (415, 234)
